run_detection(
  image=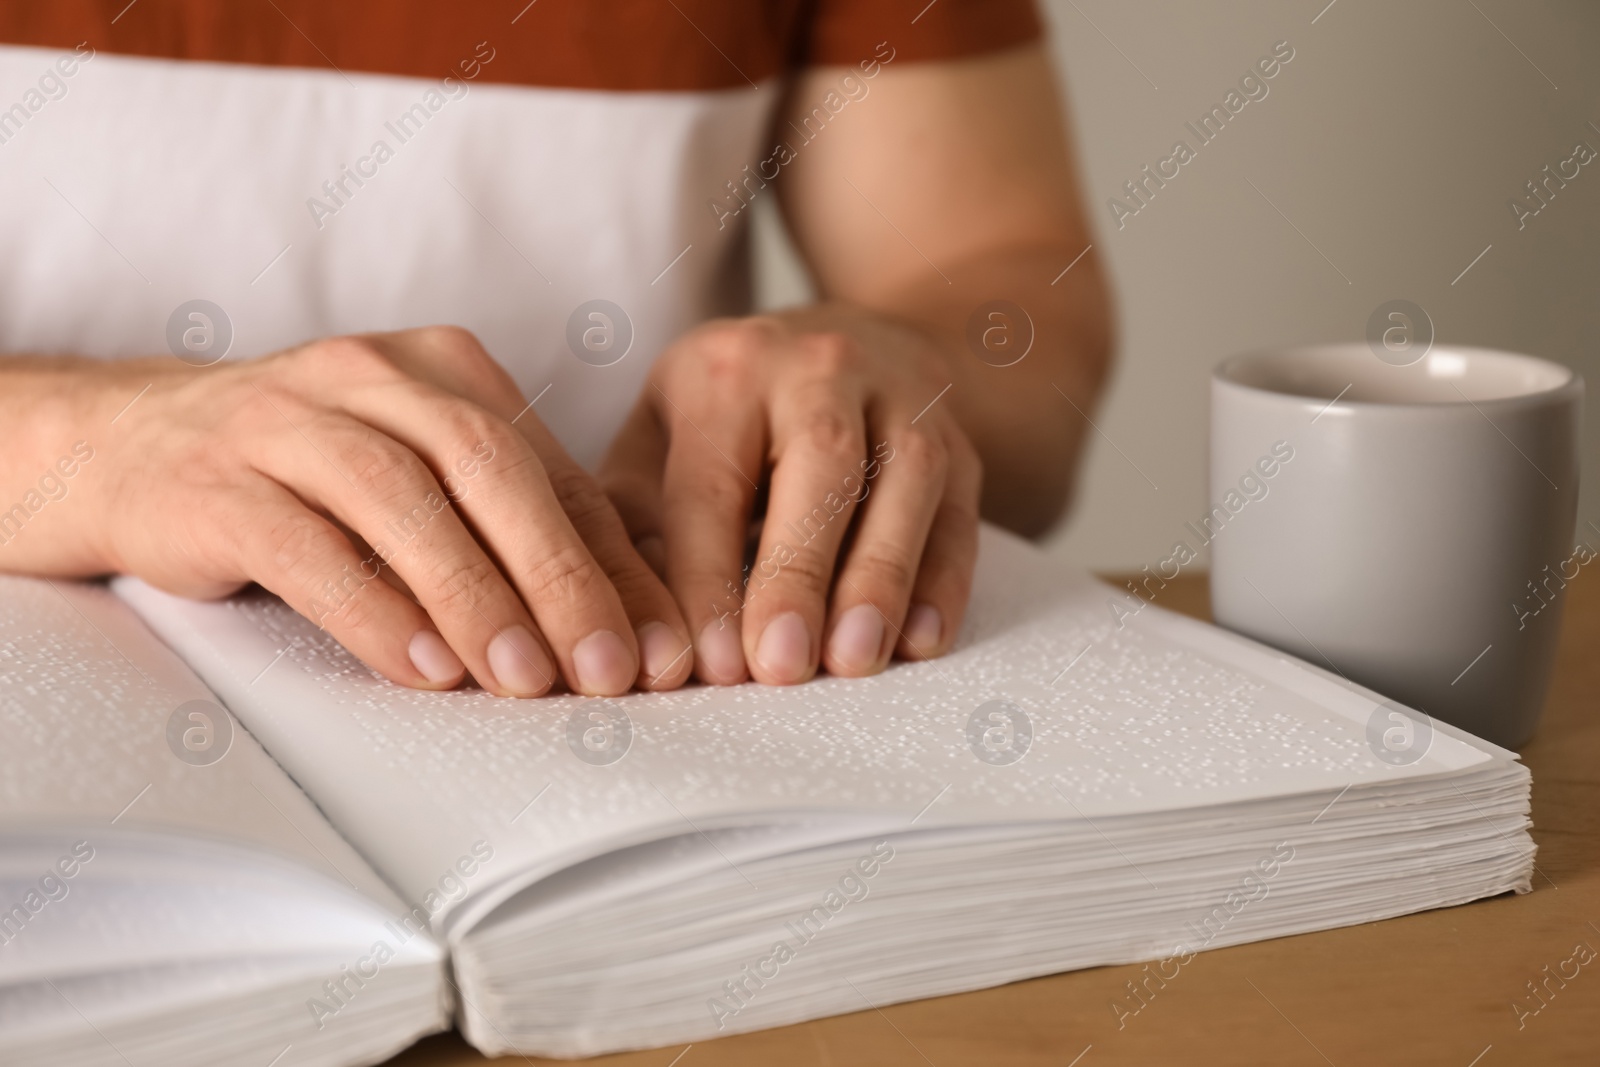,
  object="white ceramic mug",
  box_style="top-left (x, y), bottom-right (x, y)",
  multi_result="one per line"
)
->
top-left (1210, 344), bottom-right (1582, 748)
